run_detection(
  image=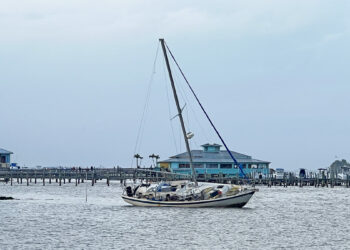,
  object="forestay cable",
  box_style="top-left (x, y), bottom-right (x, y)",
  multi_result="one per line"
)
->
top-left (131, 44), bottom-right (160, 167)
top-left (165, 42), bottom-right (247, 178)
